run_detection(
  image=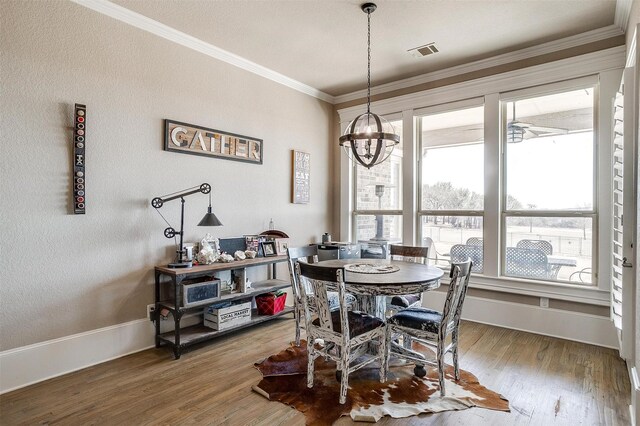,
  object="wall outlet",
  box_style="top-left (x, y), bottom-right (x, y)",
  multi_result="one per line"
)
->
top-left (540, 297), bottom-right (549, 308)
top-left (147, 304), bottom-right (156, 320)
